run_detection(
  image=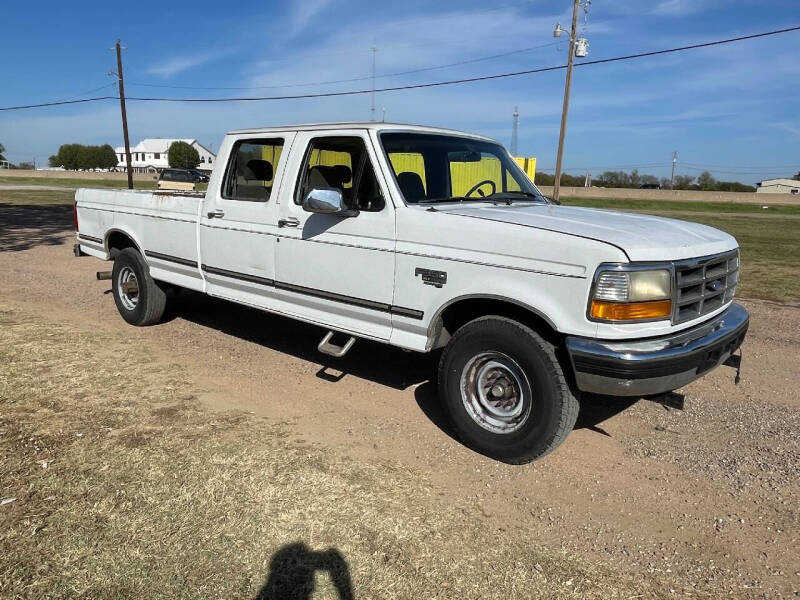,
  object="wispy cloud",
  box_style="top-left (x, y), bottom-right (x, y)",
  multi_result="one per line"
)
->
top-left (769, 122), bottom-right (800, 139)
top-left (651, 0), bottom-right (713, 16)
top-left (146, 53), bottom-right (218, 78)
top-left (286, 0), bottom-right (334, 38)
